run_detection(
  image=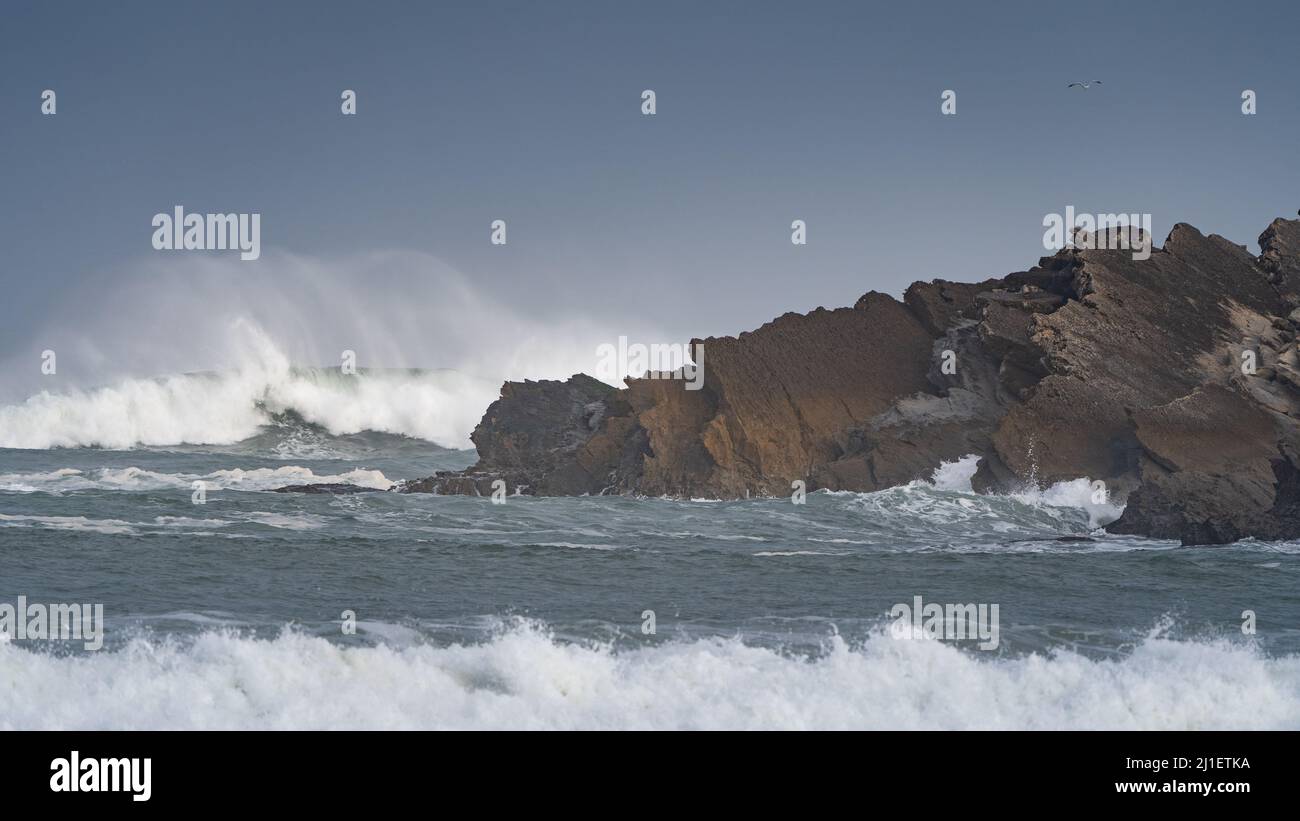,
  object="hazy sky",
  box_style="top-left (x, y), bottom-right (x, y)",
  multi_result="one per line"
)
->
top-left (2, 0), bottom-right (1298, 395)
